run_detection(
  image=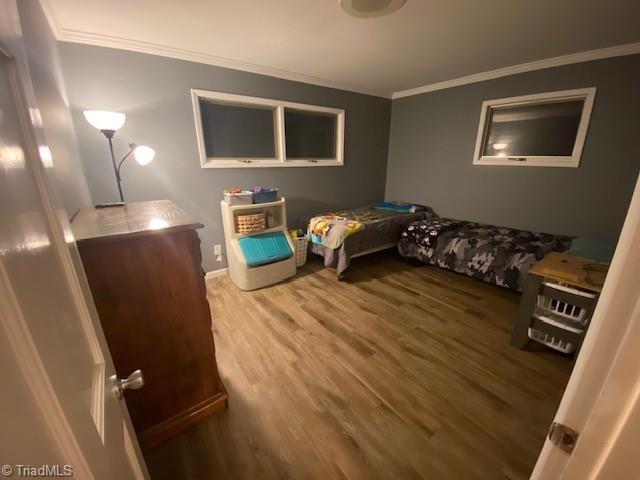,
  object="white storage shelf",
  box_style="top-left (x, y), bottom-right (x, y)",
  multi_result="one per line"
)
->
top-left (221, 197), bottom-right (296, 291)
